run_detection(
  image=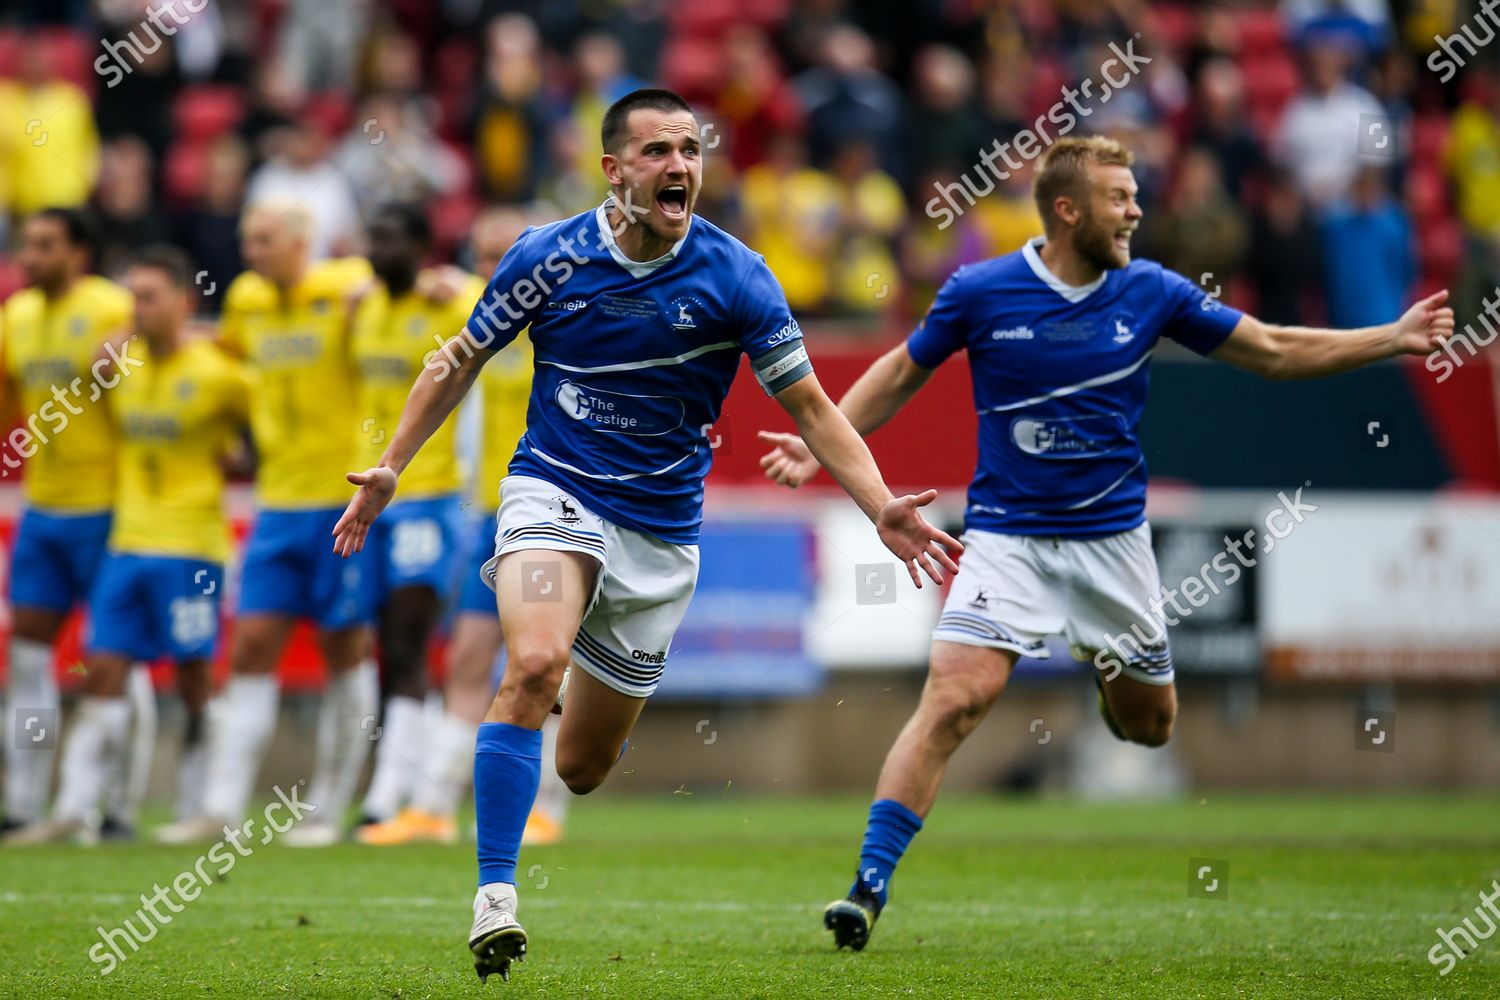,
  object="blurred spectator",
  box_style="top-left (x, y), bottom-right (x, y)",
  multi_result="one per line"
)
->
top-left (472, 14), bottom-right (550, 203)
top-left (1280, 0), bottom-right (1390, 59)
top-left (0, 47), bottom-right (99, 217)
top-left (740, 136), bottom-right (841, 315)
top-left (829, 141), bottom-right (905, 317)
top-left (93, 137), bottom-right (170, 278)
top-left (338, 92), bottom-right (467, 212)
top-left (713, 26), bottom-right (803, 172)
top-left (1445, 70), bottom-right (1500, 324)
top-left (93, 1), bottom-right (184, 159)
top-left (174, 135), bottom-right (250, 314)
top-left (1140, 148), bottom-right (1247, 297)
top-left (239, 61), bottom-right (304, 166)
top-left (1189, 58), bottom-right (1266, 201)
top-left (564, 33), bottom-right (647, 172)
top-left (792, 25), bottom-right (907, 182)
top-left (902, 168), bottom-right (989, 313)
top-left (907, 45), bottom-right (989, 181)
top-left (1366, 48), bottom-right (1414, 192)
top-left (973, 163), bottom-right (1042, 258)
top-left (1249, 169), bottom-right (1324, 326)
top-left (279, 0), bottom-right (371, 93)
top-left (1319, 166), bottom-right (1413, 327)
top-left (245, 119), bottom-right (361, 259)
top-left (1272, 39), bottom-right (1383, 209)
